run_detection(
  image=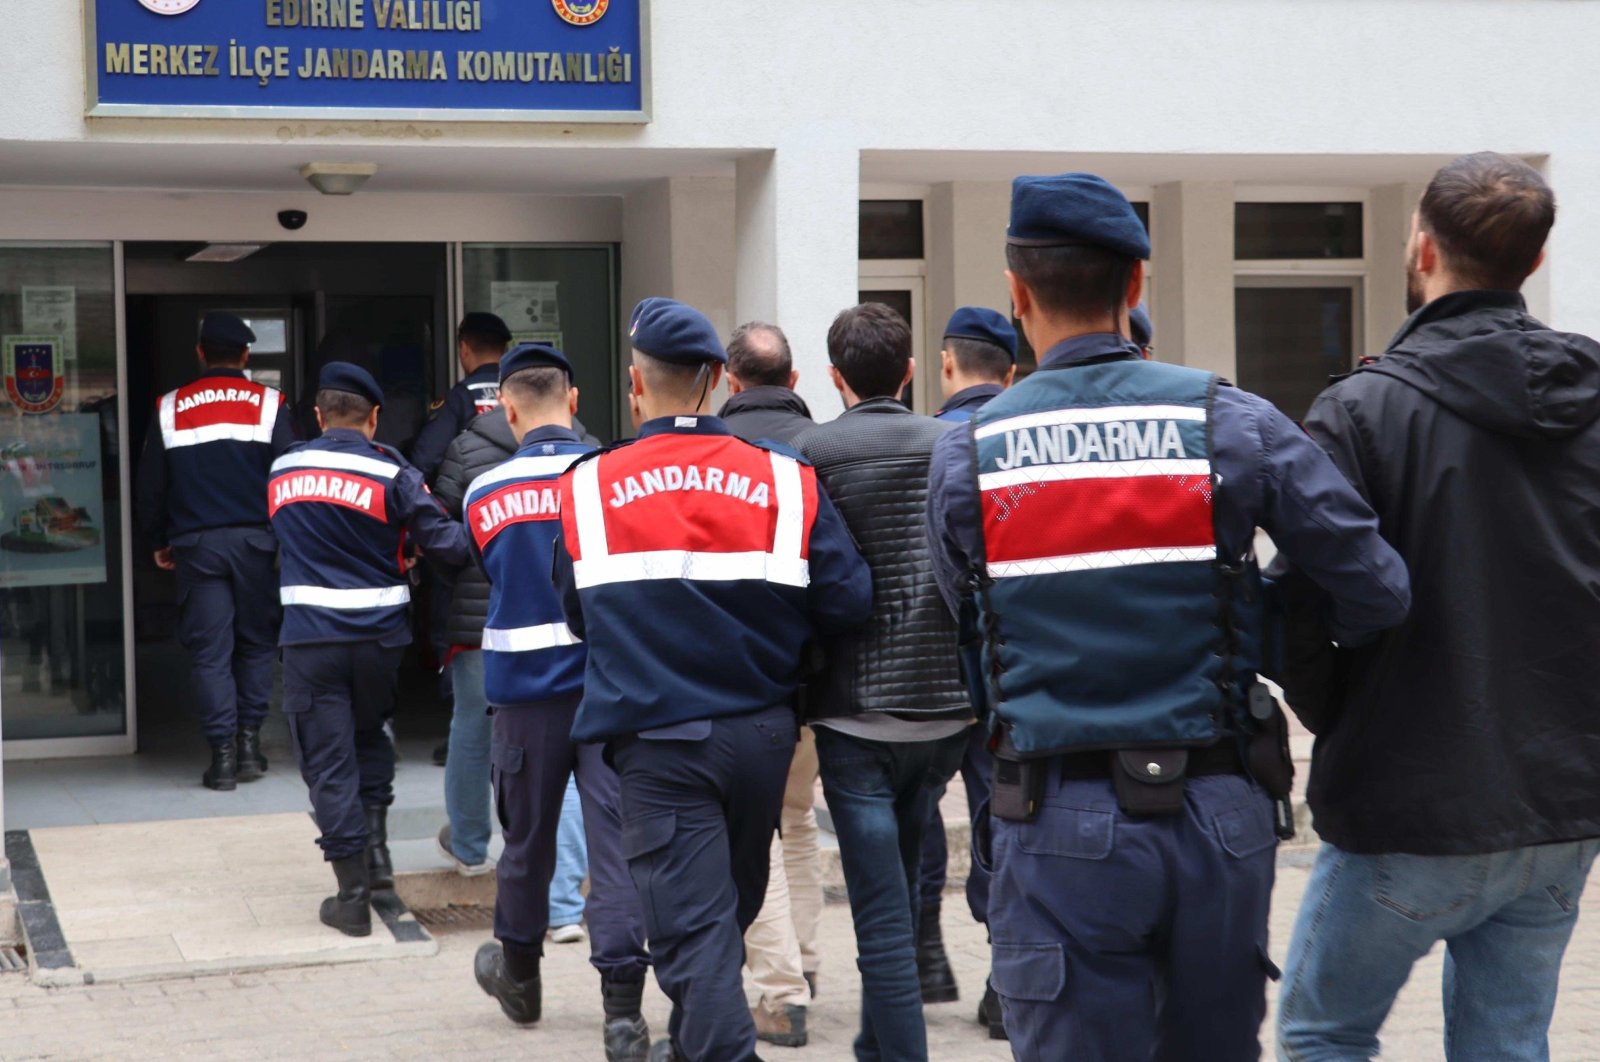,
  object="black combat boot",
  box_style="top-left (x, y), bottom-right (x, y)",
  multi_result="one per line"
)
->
top-left (364, 805), bottom-right (394, 891)
top-left (917, 902), bottom-right (959, 1004)
top-left (601, 976), bottom-right (651, 1061)
top-left (201, 741), bottom-right (238, 791)
top-left (474, 941), bottom-right (542, 1025)
top-left (235, 728), bottom-right (267, 782)
top-left (319, 855), bottom-right (372, 937)
top-left (976, 977), bottom-right (1009, 1040)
